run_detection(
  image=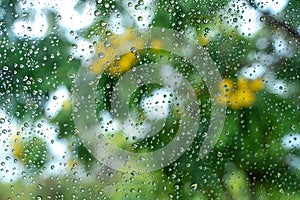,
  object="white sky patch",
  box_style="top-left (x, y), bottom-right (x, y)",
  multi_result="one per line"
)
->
top-left (161, 65), bottom-right (184, 89)
top-left (0, 113), bottom-right (75, 181)
top-left (255, 0), bottom-right (289, 15)
top-left (269, 79), bottom-right (289, 96)
top-left (140, 88), bottom-right (173, 120)
top-left (109, 0), bottom-right (154, 34)
top-left (31, 119), bottom-right (73, 177)
top-left (134, 9), bottom-right (153, 28)
top-left (240, 62), bottom-right (267, 79)
top-left (13, 11), bottom-right (49, 38)
top-left (0, 110), bottom-right (23, 183)
top-left (252, 53), bottom-right (276, 67)
top-left (282, 133), bottom-right (300, 149)
top-left (256, 37), bottom-right (269, 50)
top-left (57, 2), bottom-right (96, 31)
top-left (115, 117), bottom-right (152, 140)
top-left (108, 13), bottom-right (127, 35)
top-left (238, 4), bottom-right (263, 37)
top-left (12, 0), bottom-right (96, 39)
top-left (122, 0), bottom-right (154, 29)
top-left (71, 38), bottom-right (93, 60)
top-left (264, 72), bottom-right (292, 97)
top-left (286, 155), bottom-right (300, 170)
top-left (97, 87), bottom-right (173, 140)
top-left (45, 85), bottom-right (70, 119)
top-left (273, 36), bottom-right (295, 58)
top-left (222, 0), bottom-right (263, 37)
top-left (98, 110), bottom-right (119, 134)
